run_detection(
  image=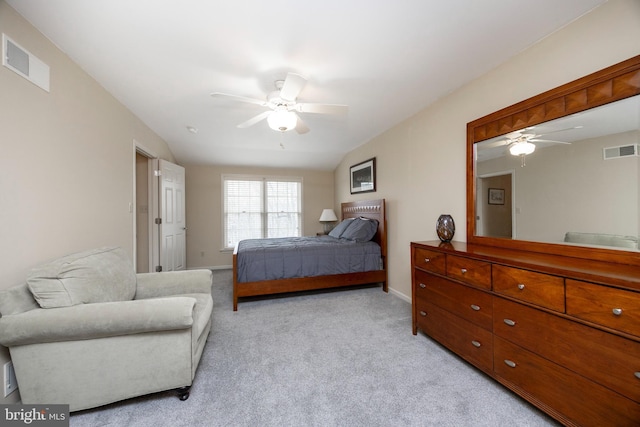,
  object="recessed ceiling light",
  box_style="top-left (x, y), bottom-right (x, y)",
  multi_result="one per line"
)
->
top-left (186, 126), bottom-right (198, 134)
